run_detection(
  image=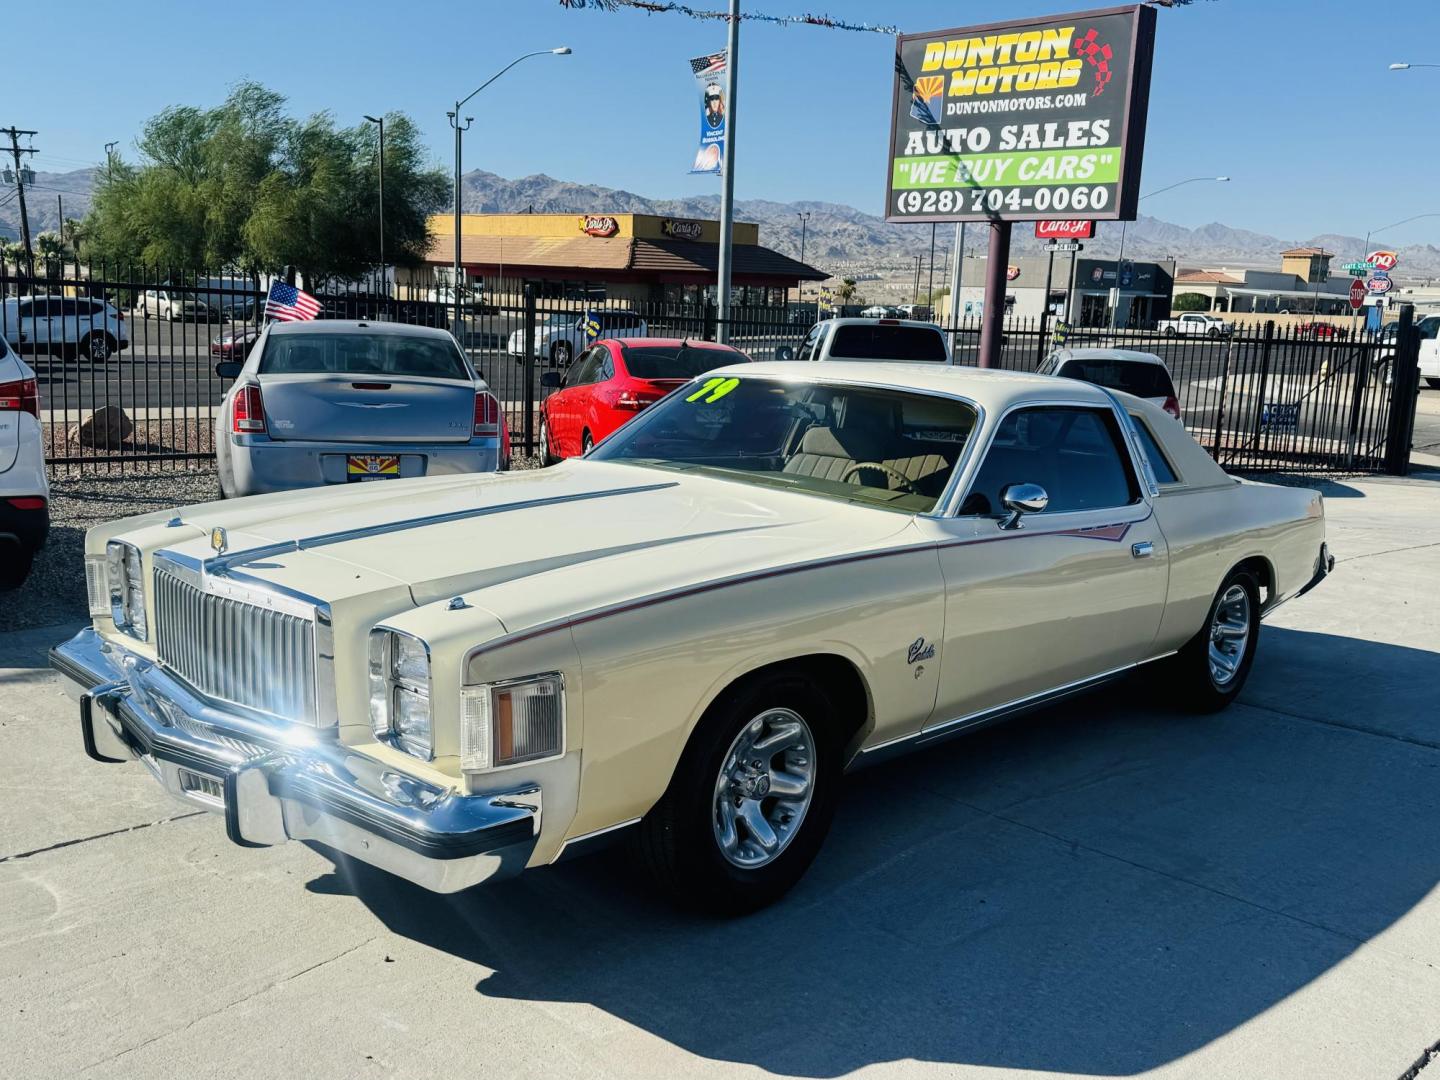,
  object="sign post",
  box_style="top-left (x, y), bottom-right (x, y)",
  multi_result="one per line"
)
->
top-left (886, 5), bottom-right (1157, 367)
